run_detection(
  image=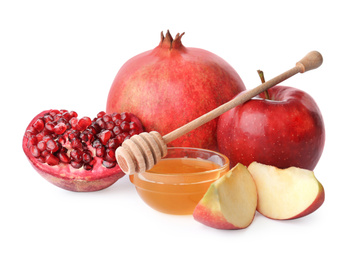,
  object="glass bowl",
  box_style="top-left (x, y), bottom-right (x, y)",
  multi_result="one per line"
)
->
top-left (129, 147), bottom-right (229, 215)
